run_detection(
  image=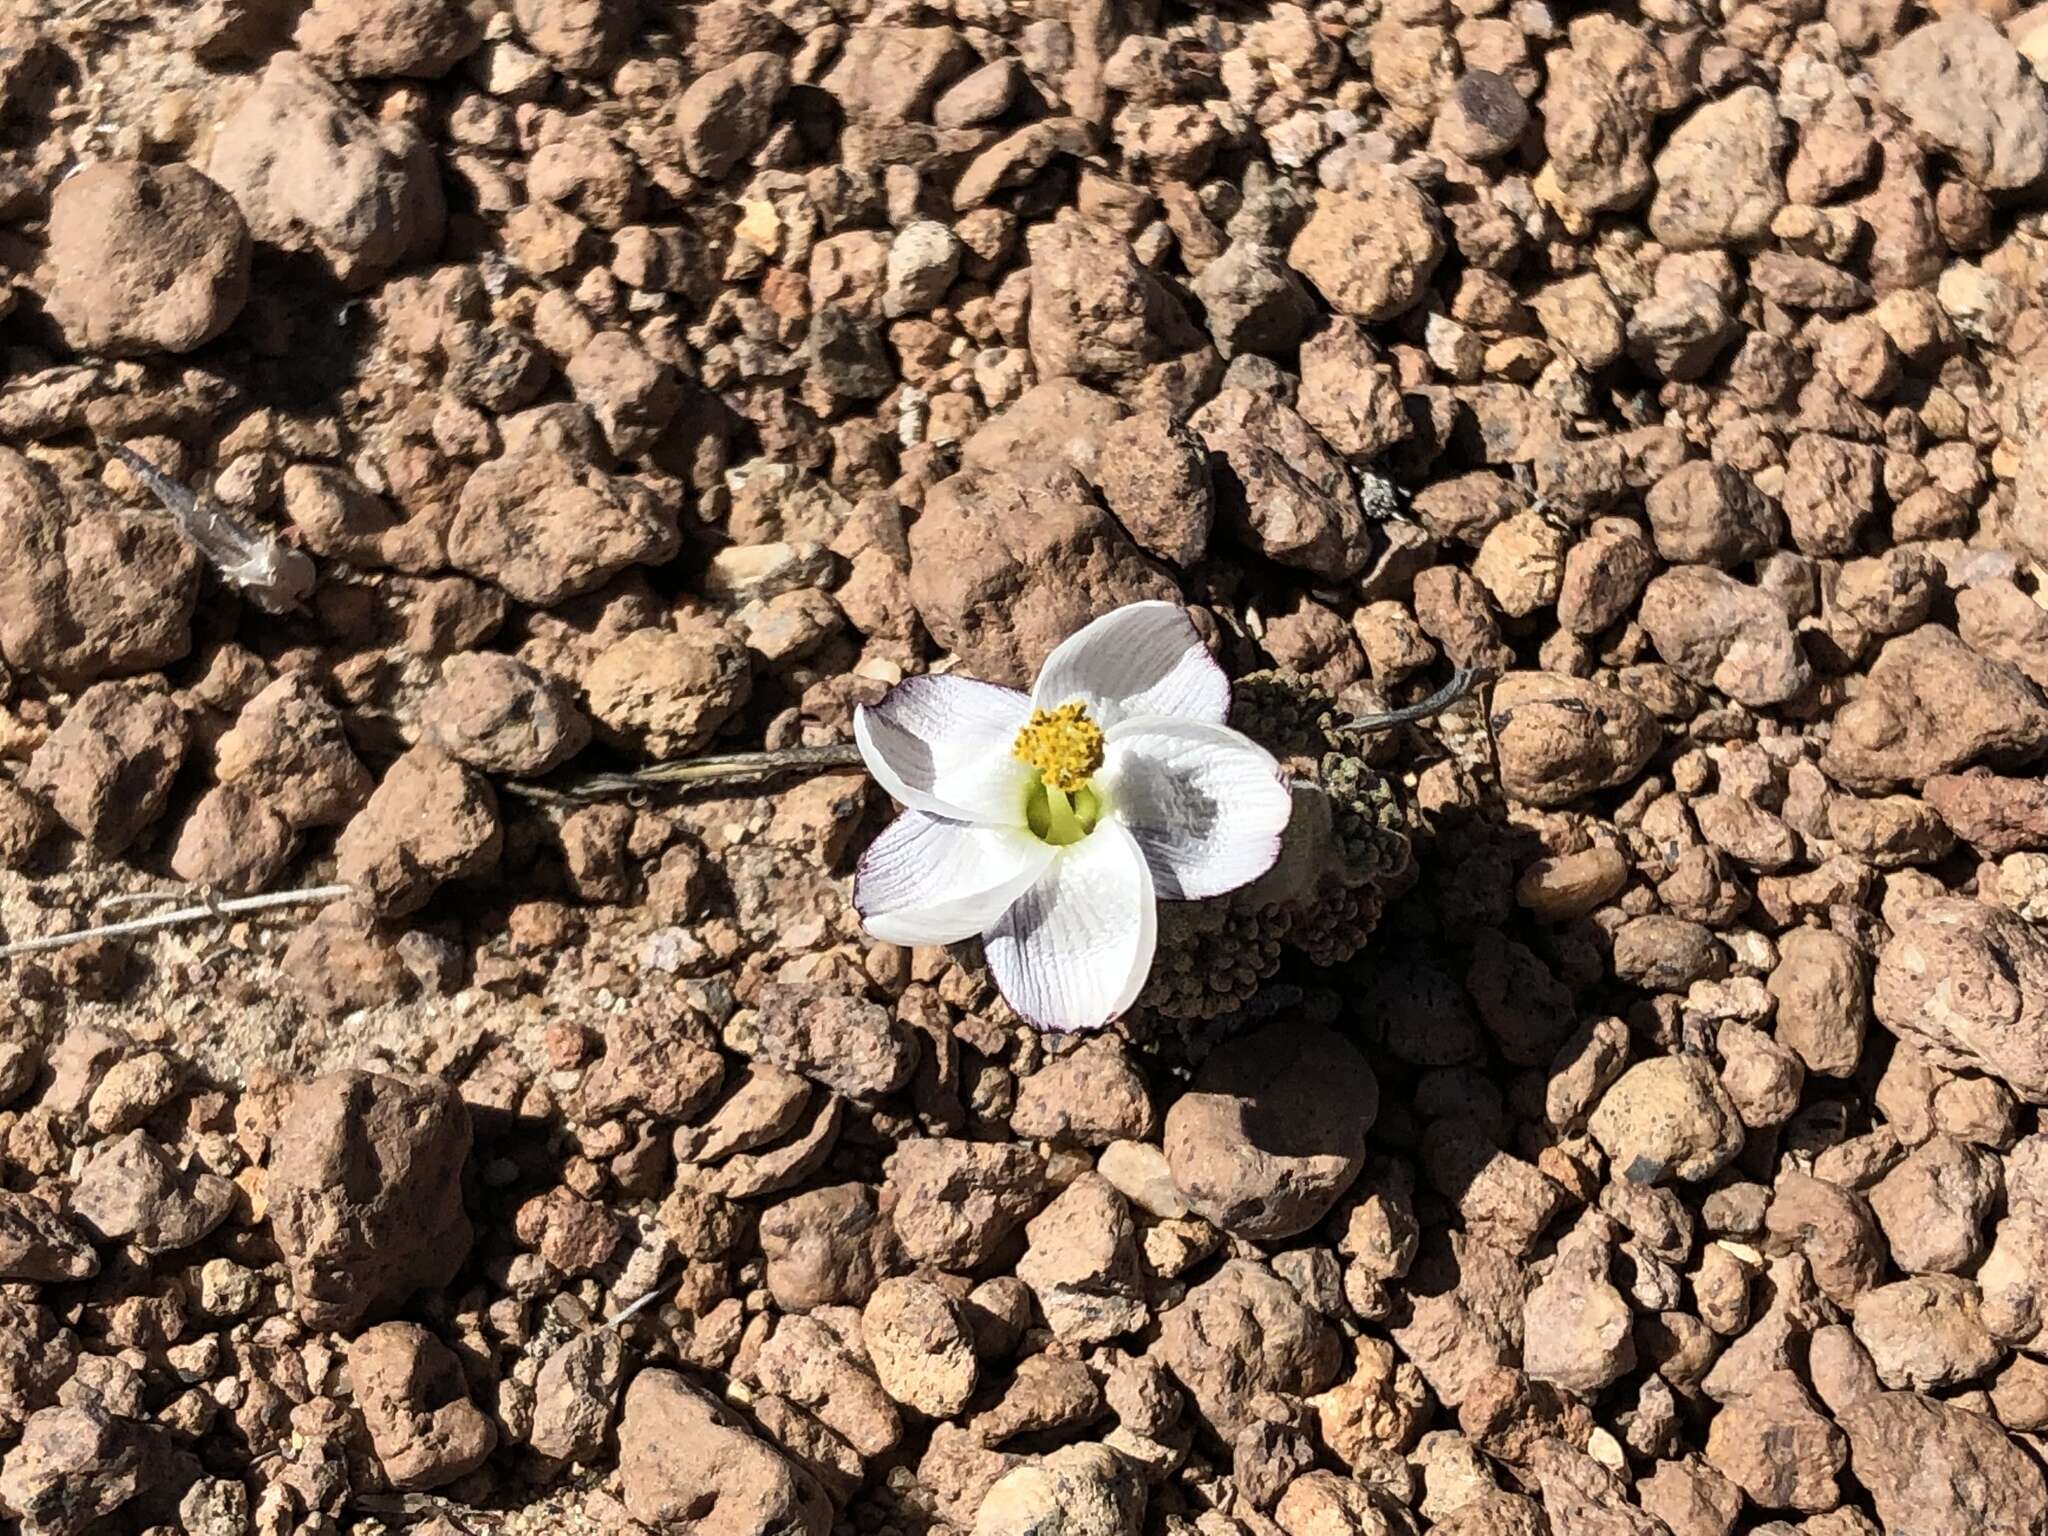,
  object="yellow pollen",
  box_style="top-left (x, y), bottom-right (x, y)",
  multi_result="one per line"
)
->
top-left (1013, 702), bottom-right (1104, 793)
